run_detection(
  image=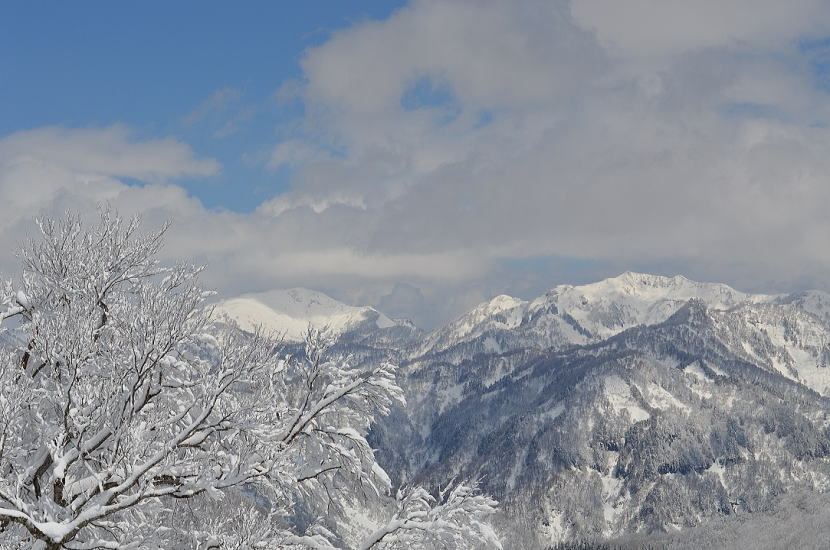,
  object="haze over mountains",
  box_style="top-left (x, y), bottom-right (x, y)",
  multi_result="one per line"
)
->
top-left (217, 273), bottom-right (830, 548)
